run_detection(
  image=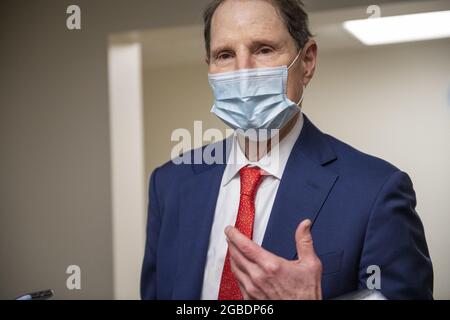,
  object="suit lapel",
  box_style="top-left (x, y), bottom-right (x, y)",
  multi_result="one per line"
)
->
top-left (262, 116), bottom-right (339, 259)
top-left (171, 146), bottom-right (227, 299)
